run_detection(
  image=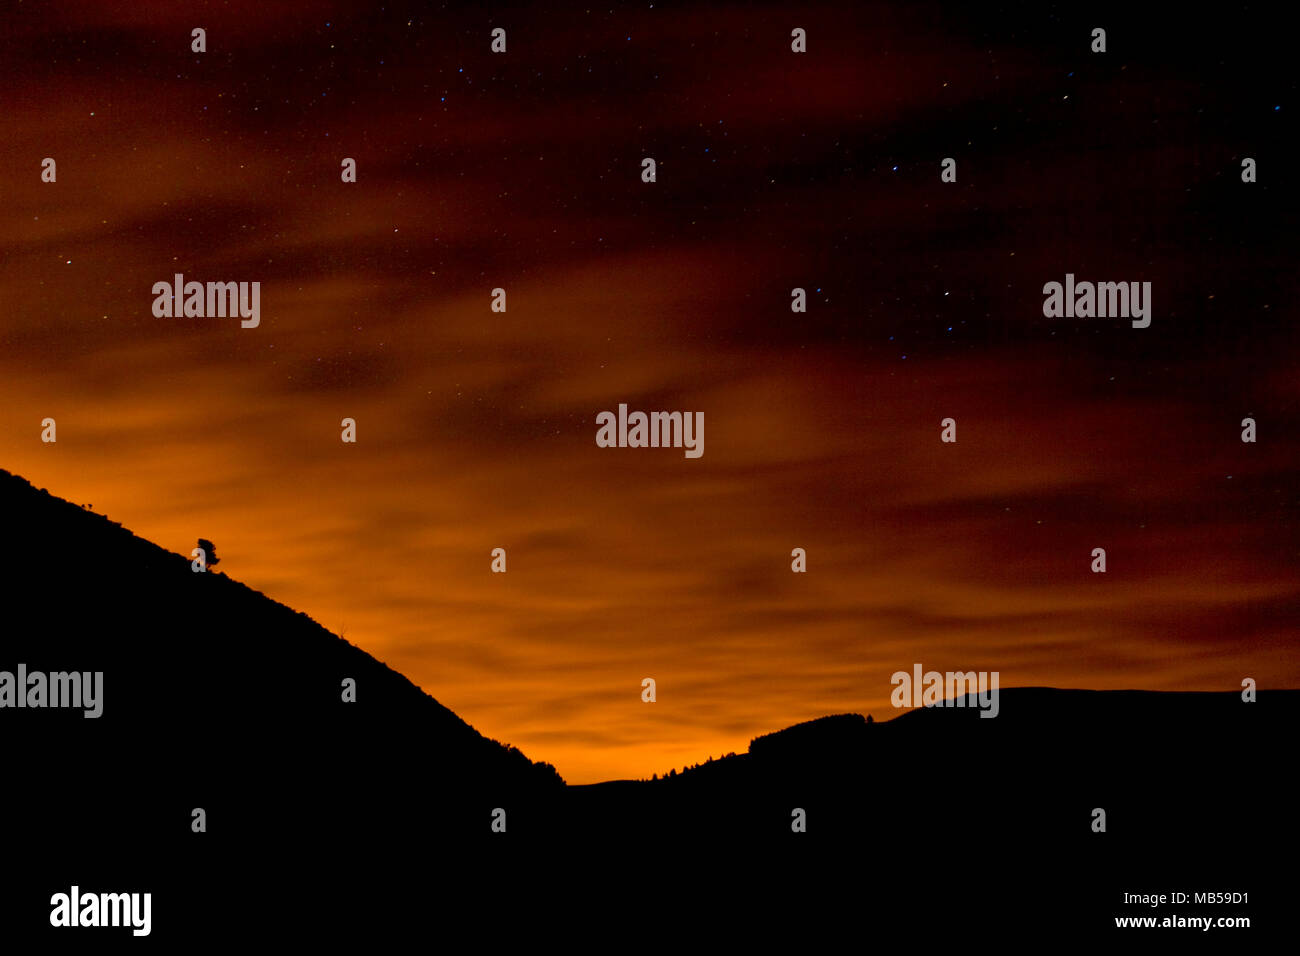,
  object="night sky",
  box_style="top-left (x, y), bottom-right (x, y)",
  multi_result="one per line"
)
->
top-left (2, 1), bottom-right (1295, 782)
